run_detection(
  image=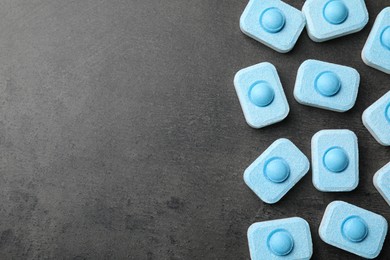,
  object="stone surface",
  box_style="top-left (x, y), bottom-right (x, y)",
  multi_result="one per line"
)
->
top-left (0, 0), bottom-right (388, 259)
